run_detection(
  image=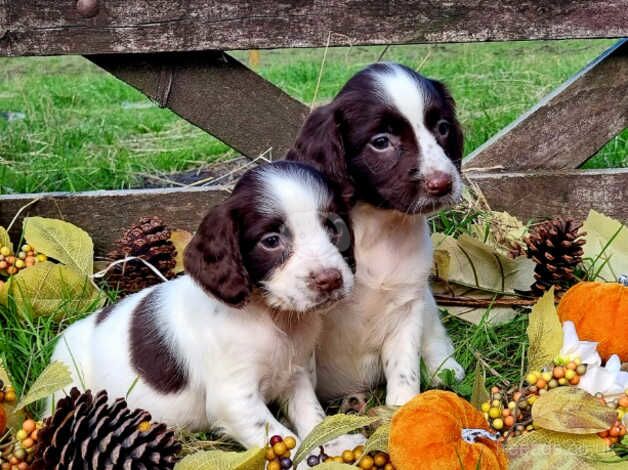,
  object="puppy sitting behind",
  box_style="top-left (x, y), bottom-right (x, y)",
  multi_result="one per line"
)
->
top-left (50, 161), bottom-right (358, 450)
